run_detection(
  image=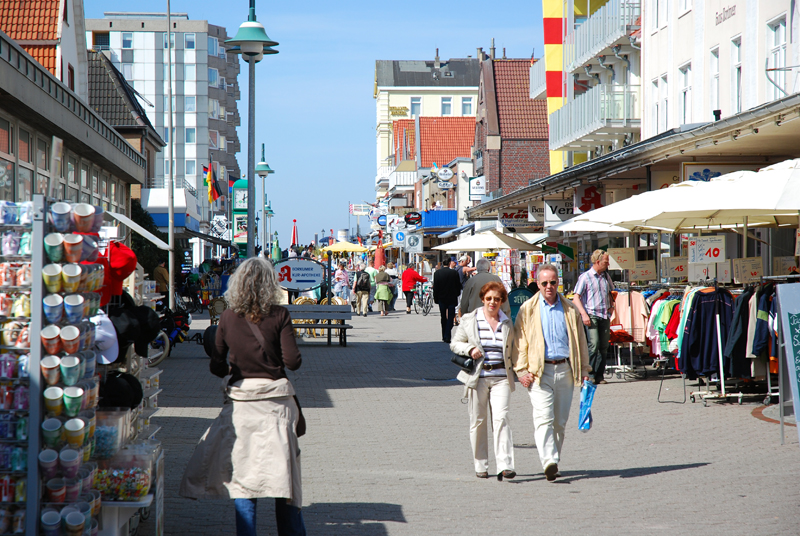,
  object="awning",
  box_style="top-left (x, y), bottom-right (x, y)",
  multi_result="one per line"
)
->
top-left (439, 222), bottom-right (474, 239)
top-left (184, 228), bottom-right (239, 250)
top-left (106, 211), bottom-right (171, 250)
